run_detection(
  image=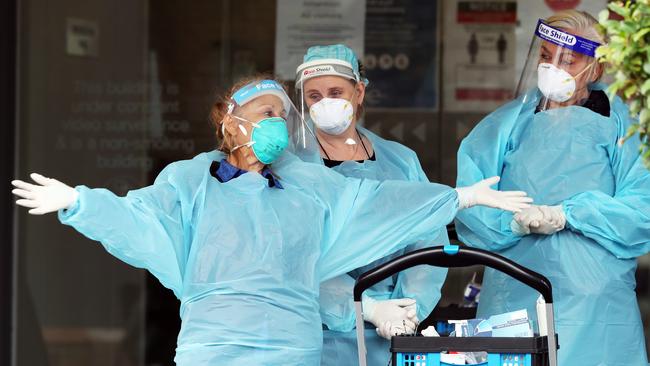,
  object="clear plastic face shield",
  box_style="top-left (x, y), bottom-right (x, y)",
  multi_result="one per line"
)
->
top-left (515, 19), bottom-right (602, 111)
top-left (225, 79), bottom-right (318, 164)
top-left (294, 59), bottom-right (365, 158)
